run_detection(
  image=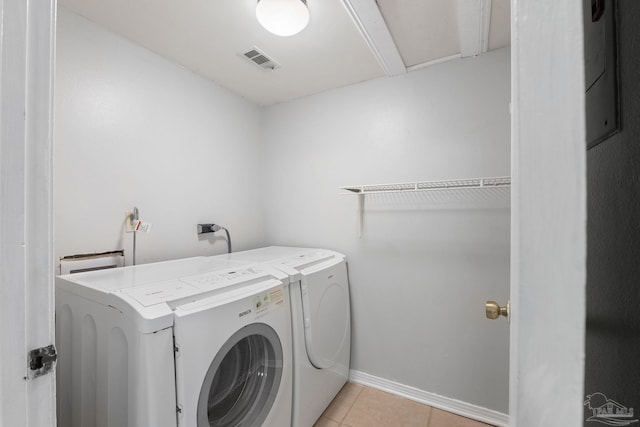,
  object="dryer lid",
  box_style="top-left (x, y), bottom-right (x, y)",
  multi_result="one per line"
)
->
top-left (274, 250), bottom-right (345, 281)
top-left (299, 259), bottom-right (350, 369)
